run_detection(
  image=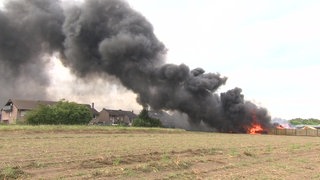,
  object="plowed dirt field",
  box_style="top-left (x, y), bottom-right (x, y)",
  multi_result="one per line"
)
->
top-left (0, 126), bottom-right (320, 179)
